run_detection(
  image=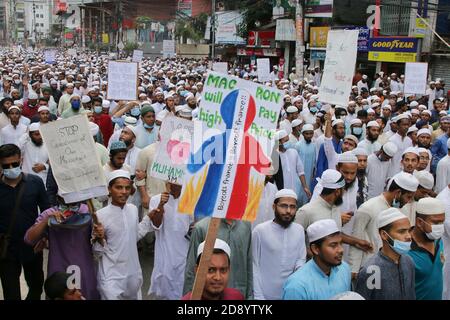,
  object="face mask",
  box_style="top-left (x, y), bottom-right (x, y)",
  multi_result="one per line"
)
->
top-left (94, 106), bottom-right (102, 114)
top-left (143, 123), bottom-right (154, 129)
top-left (3, 167), bottom-right (22, 179)
top-left (316, 102), bottom-right (322, 109)
top-left (71, 100), bottom-right (81, 110)
top-left (352, 127), bottom-right (363, 136)
top-left (423, 220), bottom-right (445, 240)
top-left (130, 108), bottom-right (141, 117)
top-left (384, 231), bottom-right (411, 254)
top-left (310, 107), bottom-right (318, 114)
top-left (282, 142), bottom-right (291, 149)
top-left (14, 79), bottom-right (21, 85)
